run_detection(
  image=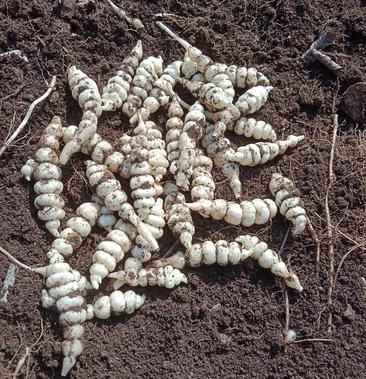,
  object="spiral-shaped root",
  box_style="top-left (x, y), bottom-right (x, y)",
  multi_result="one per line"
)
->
top-left (228, 135), bottom-right (305, 167)
top-left (39, 261), bottom-right (90, 376)
top-left (92, 290), bottom-right (145, 319)
top-left (109, 265), bottom-right (187, 289)
top-left (89, 229), bottom-right (132, 289)
top-left (269, 173), bottom-right (307, 236)
top-left (227, 117), bottom-right (277, 142)
top-left (102, 40), bottom-right (143, 111)
top-left (164, 182), bottom-right (195, 249)
top-left (191, 149), bottom-right (215, 201)
top-left (186, 198), bottom-right (277, 226)
top-left (235, 85), bottom-right (273, 114)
